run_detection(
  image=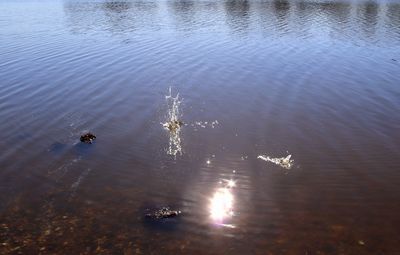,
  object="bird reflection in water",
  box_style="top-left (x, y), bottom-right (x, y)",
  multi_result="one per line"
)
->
top-left (210, 179), bottom-right (236, 228)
